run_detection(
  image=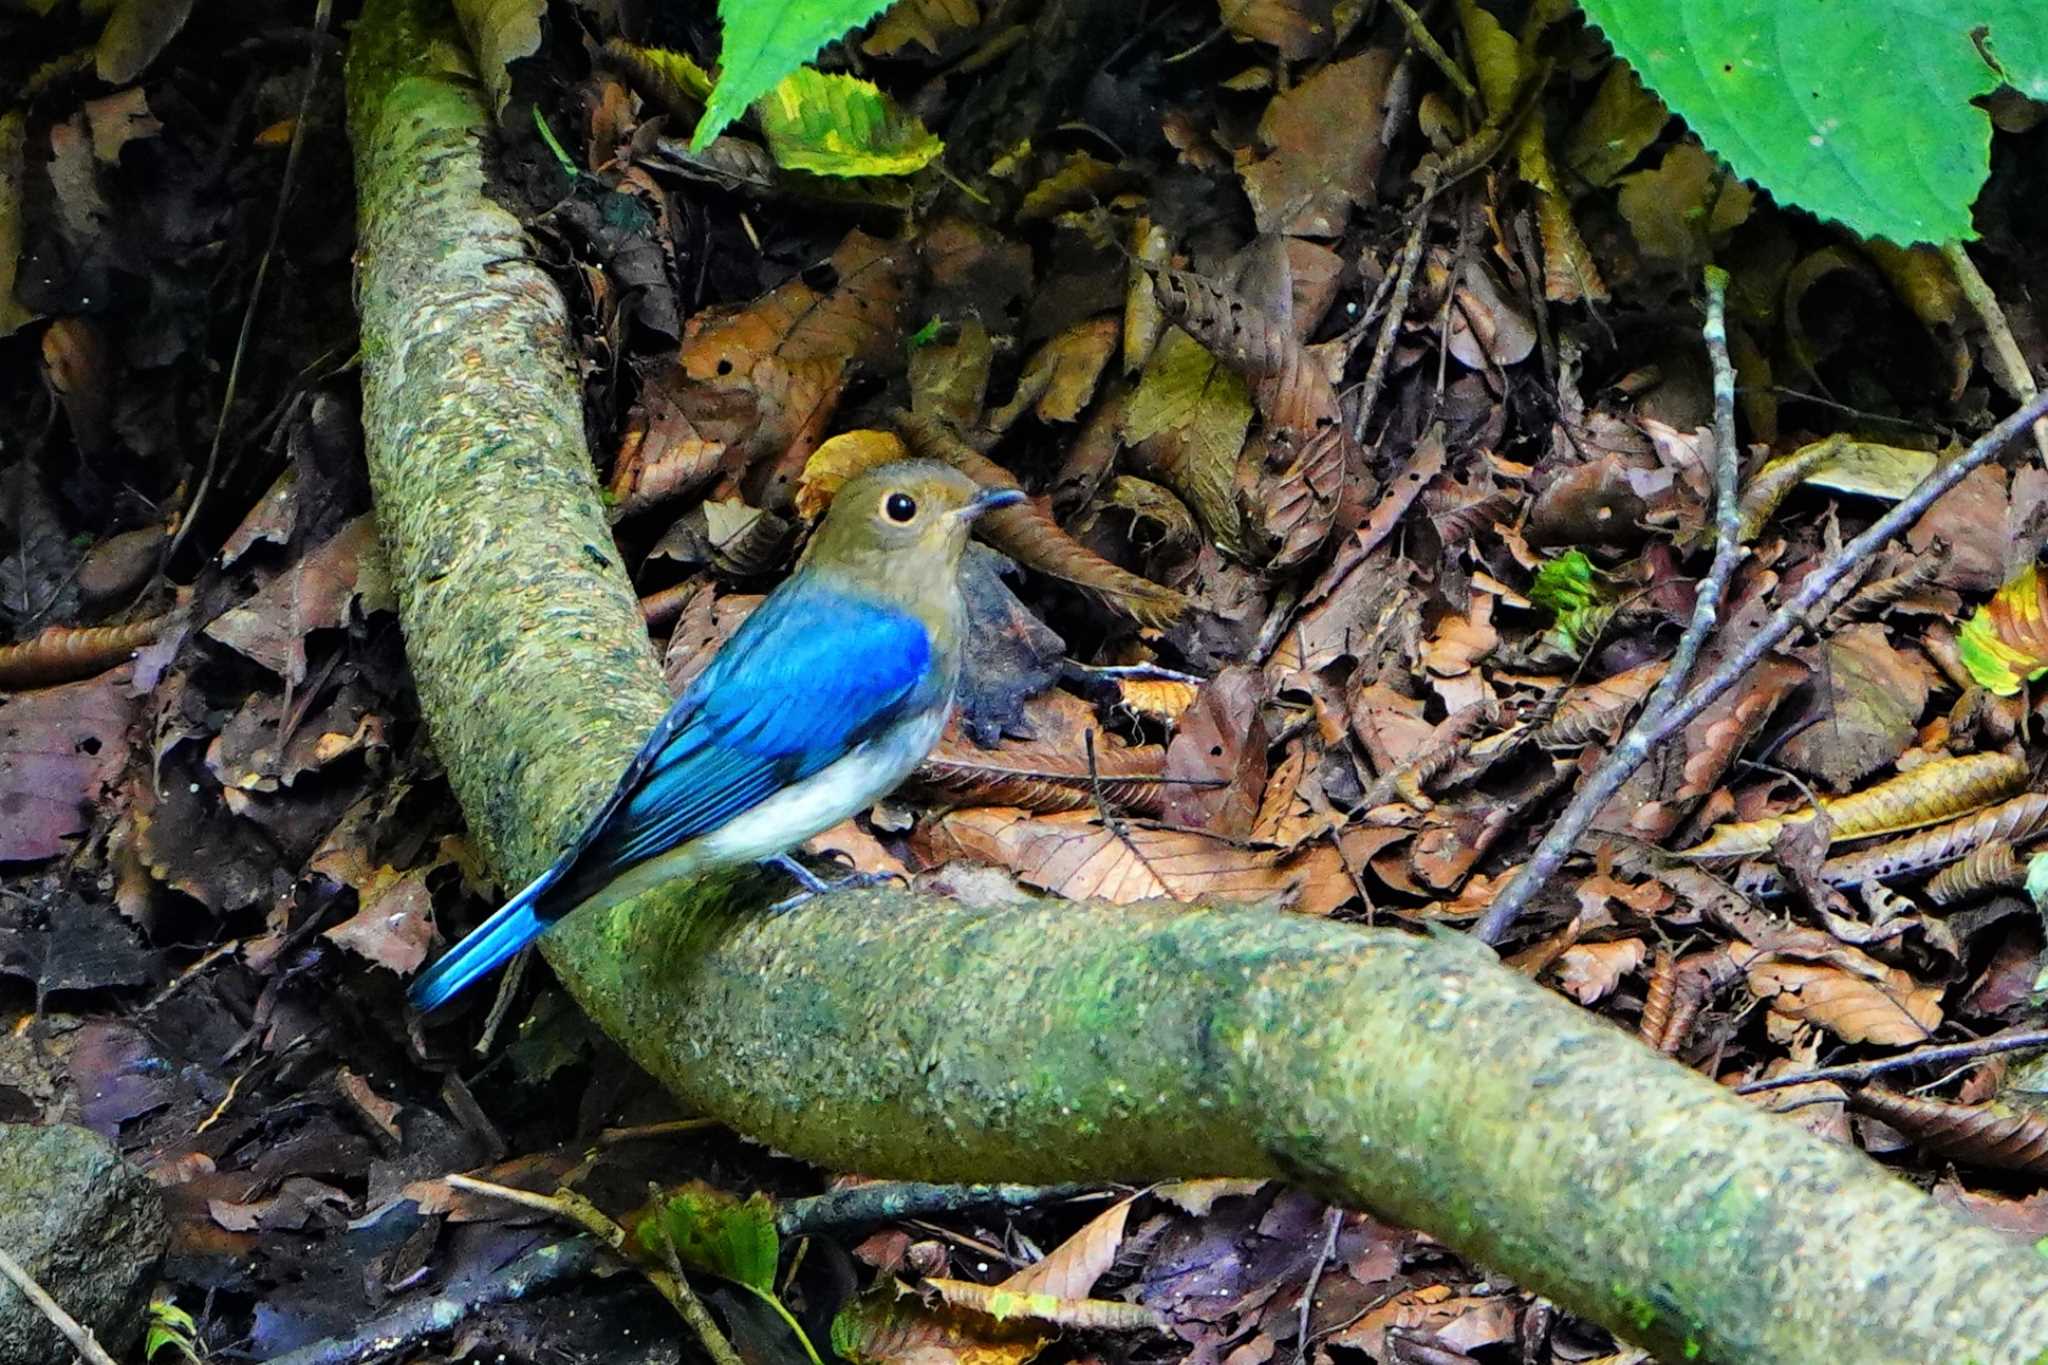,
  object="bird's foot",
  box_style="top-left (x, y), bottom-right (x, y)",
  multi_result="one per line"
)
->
top-left (765, 853), bottom-right (904, 913)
